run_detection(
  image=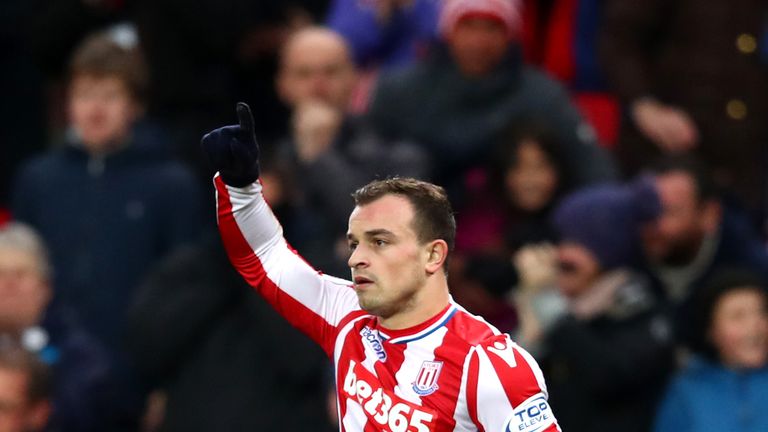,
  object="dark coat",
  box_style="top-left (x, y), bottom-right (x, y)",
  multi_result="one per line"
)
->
top-left (128, 235), bottom-right (333, 432)
top-left (37, 307), bottom-right (124, 432)
top-left (367, 45), bottom-right (617, 199)
top-left (543, 273), bottom-right (675, 432)
top-left (12, 121), bottom-right (205, 426)
top-left (641, 205), bottom-right (768, 346)
top-left (12, 124), bottom-right (204, 347)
